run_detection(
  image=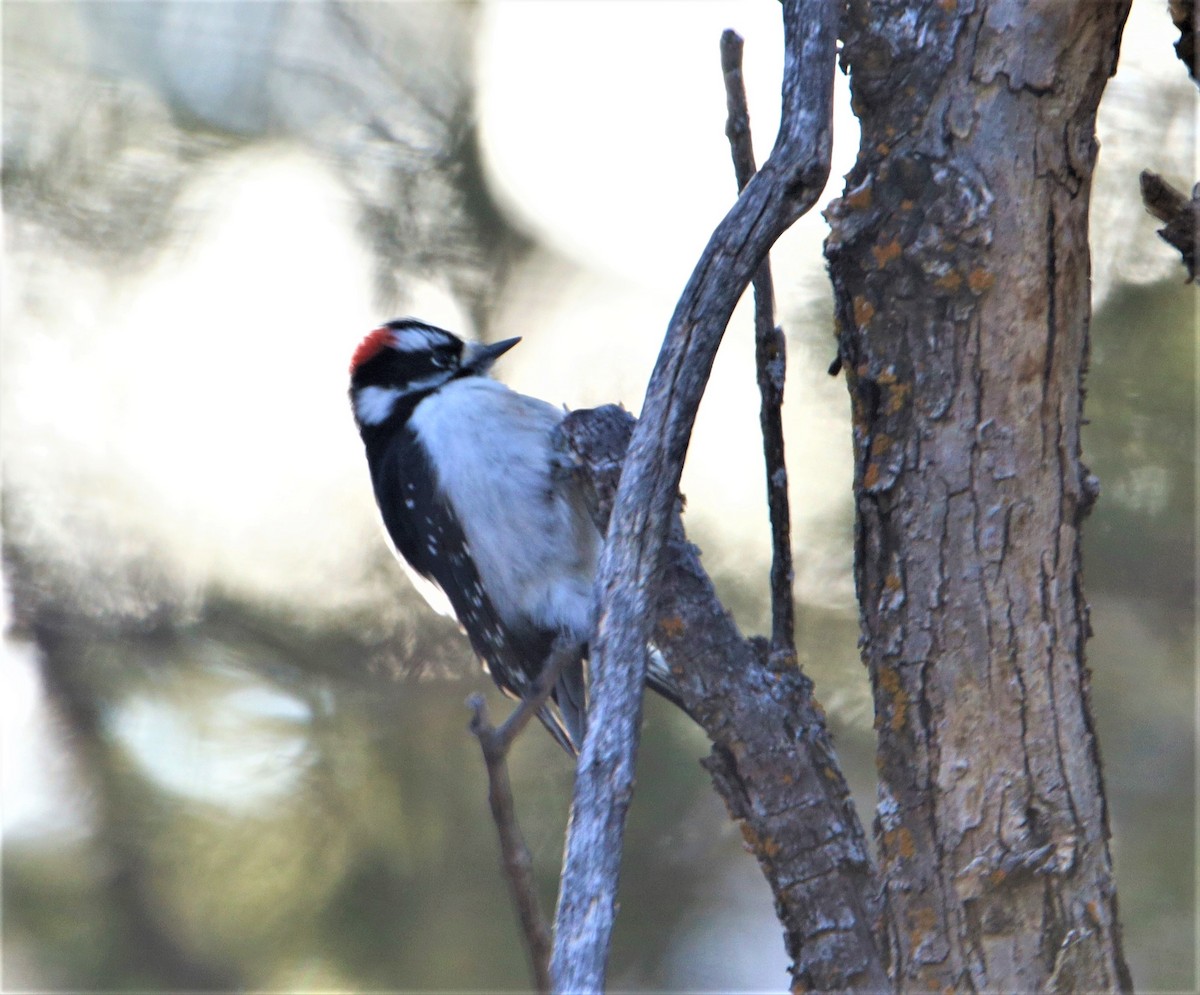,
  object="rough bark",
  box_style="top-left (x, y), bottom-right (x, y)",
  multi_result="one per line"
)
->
top-left (825, 1), bottom-right (1133, 990)
top-left (556, 406), bottom-right (886, 992)
top-left (550, 2), bottom-right (840, 991)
